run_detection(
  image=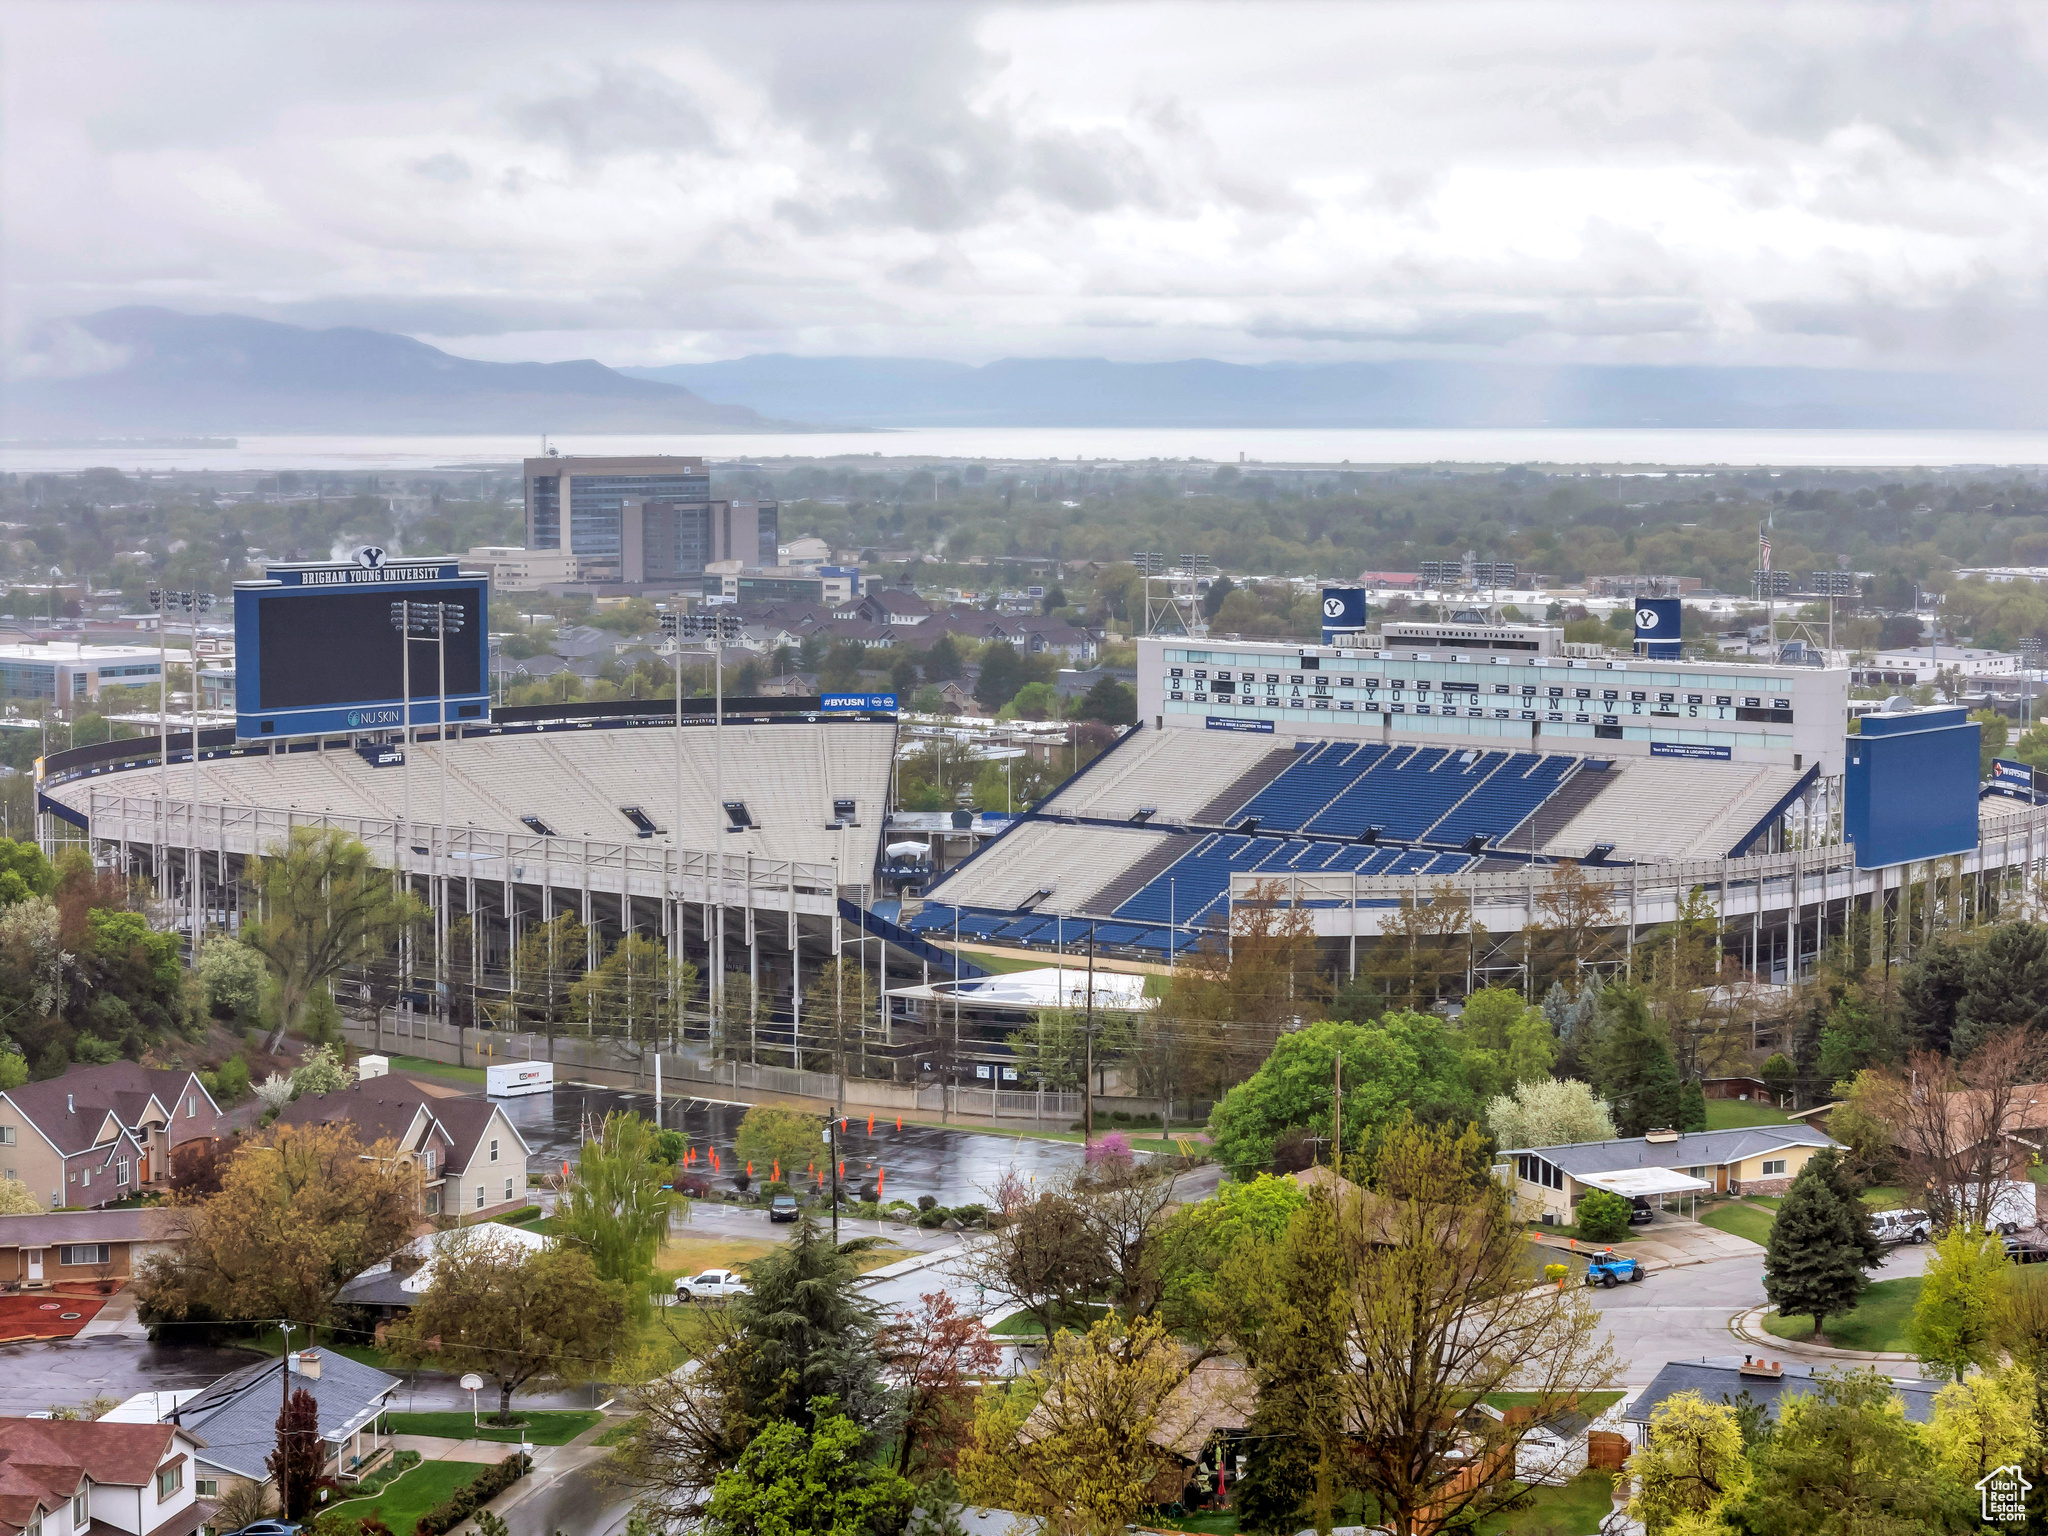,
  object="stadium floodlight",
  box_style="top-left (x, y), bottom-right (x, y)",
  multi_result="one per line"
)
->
top-left (148, 586), bottom-right (216, 968)
top-left (659, 606), bottom-right (746, 1021)
top-left (386, 597), bottom-right (465, 828)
